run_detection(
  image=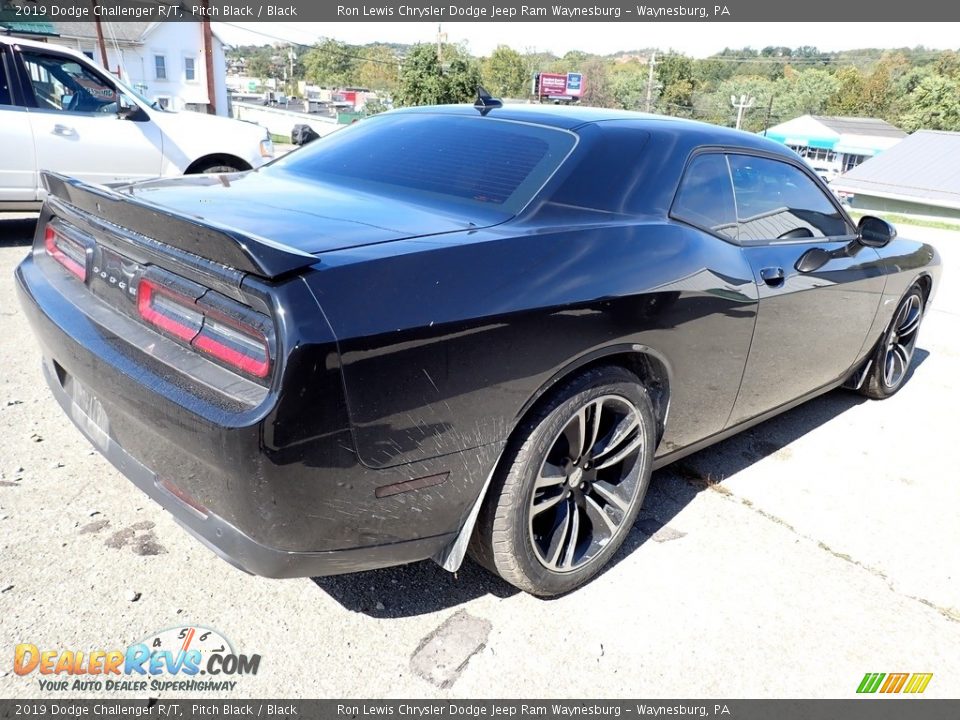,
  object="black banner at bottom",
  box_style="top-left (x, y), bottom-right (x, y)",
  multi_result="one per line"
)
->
top-left (1, 700), bottom-right (959, 720)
